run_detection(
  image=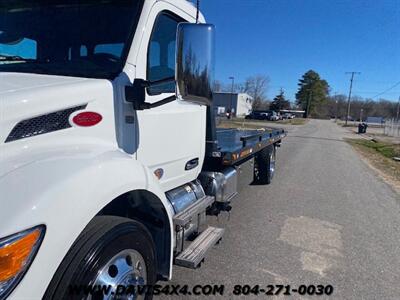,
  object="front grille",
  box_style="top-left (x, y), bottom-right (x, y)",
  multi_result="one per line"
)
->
top-left (5, 105), bottom-right (87, 143)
